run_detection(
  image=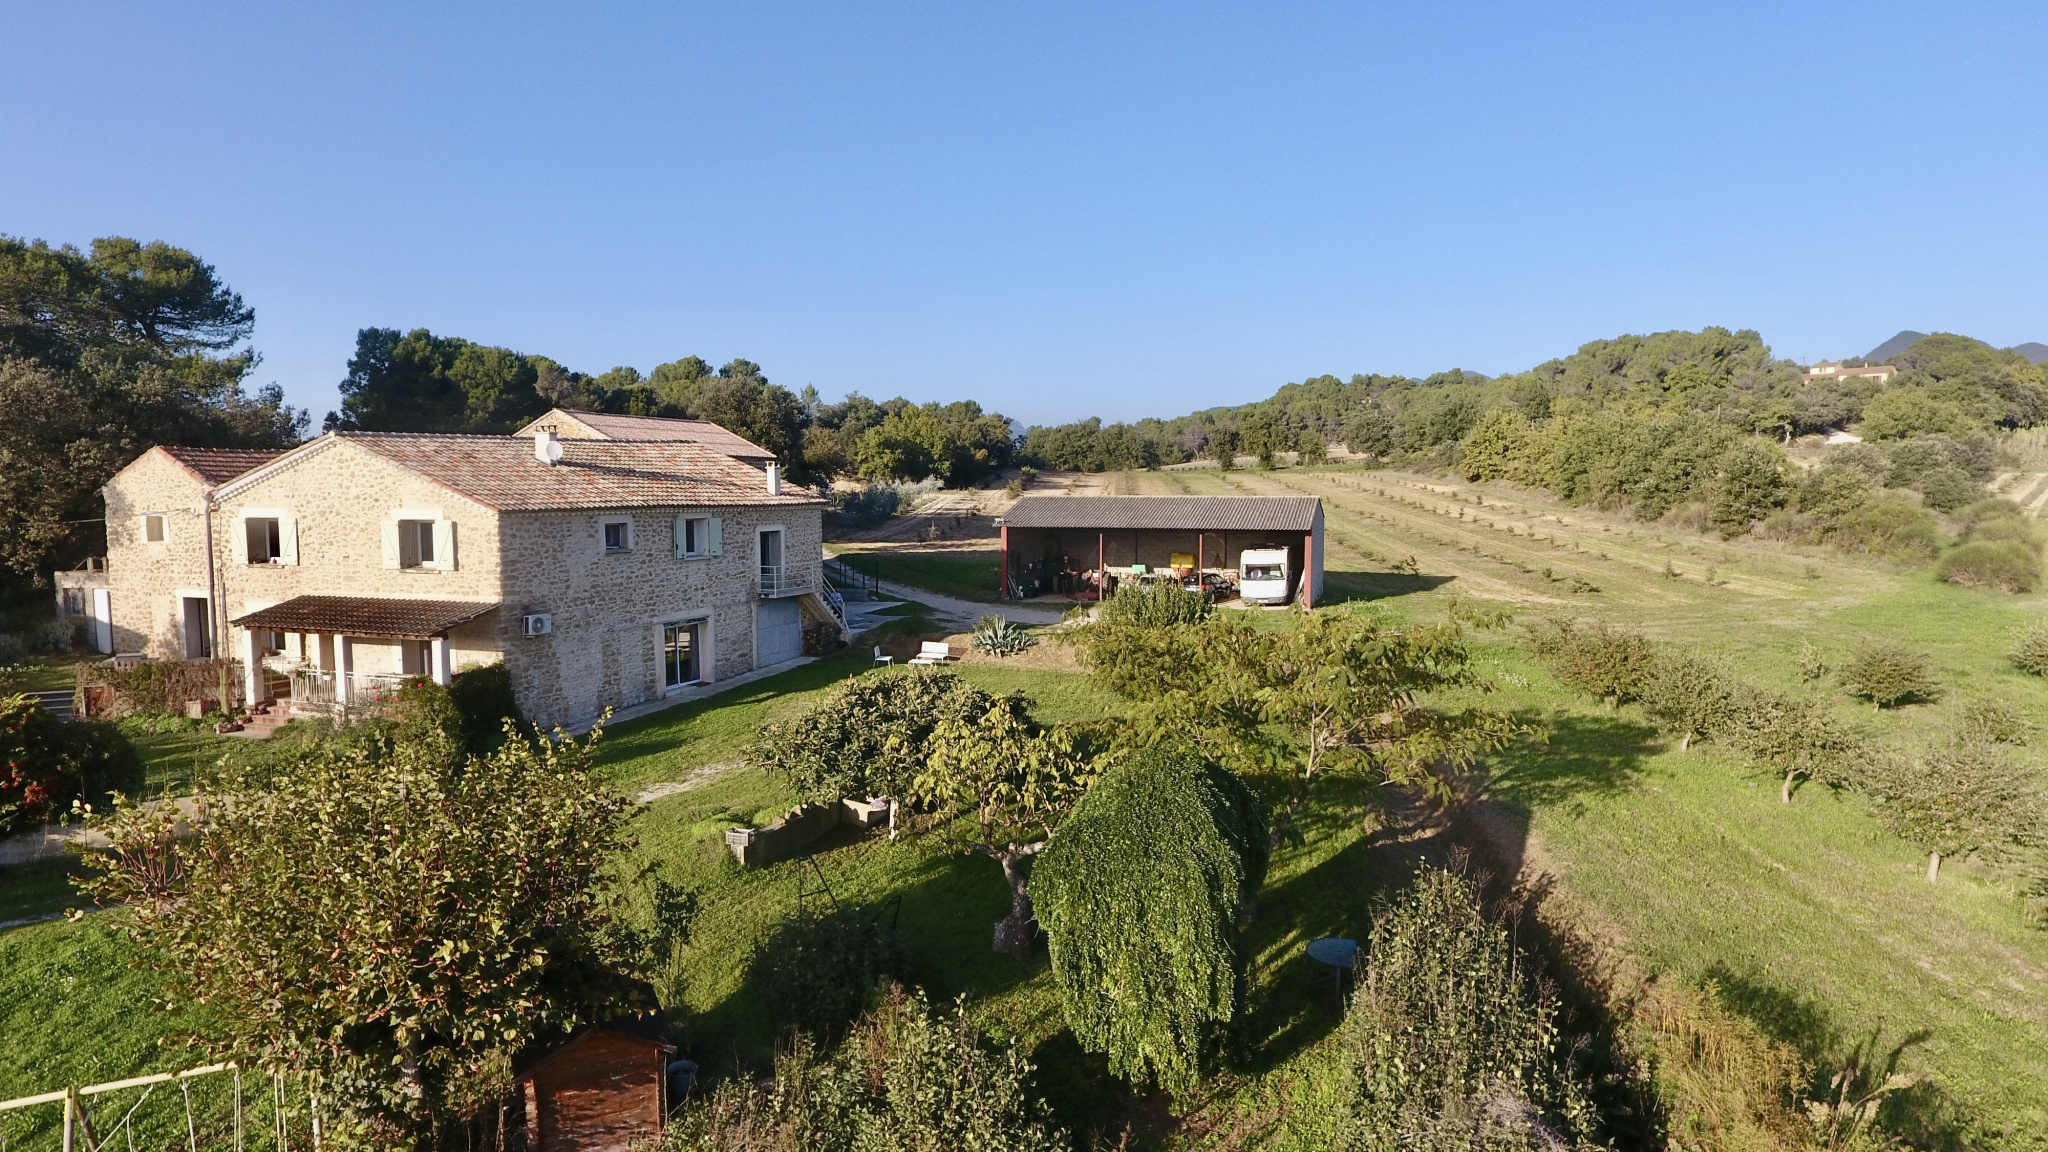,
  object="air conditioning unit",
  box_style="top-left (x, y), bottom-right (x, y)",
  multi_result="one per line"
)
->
top-left (522, 613), bottom-right (553, 637)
